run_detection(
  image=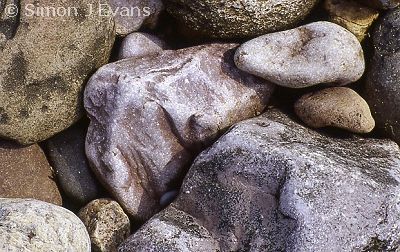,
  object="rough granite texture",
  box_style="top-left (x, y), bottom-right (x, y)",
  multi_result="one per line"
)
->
top-left (79, 199), bottom-right (130, 252)
top-left (0, 198), bottom-right (91, 252)
top-left (0, 142), bottom-right (62, 205)
top-left (118, 32), bottom-right (168, 60)
top-left (109, 0), bottom-right (164, 36)
top-left (295, 87), bottom-right (375, 133)
top-left (365, 8), bottom-right (400, 146)
top-left (235, 21), bottom-right (365, 88)
top-left (165, 0), bottom-right (319, 39)
top-left (356, 0), bottom-right (400, 9)
top-left (84, 43), bottom-right (274, 221)
top-left (0, 0), bottom-right (115, 144)
top-left (122, 109), bottom-right (400, 251)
